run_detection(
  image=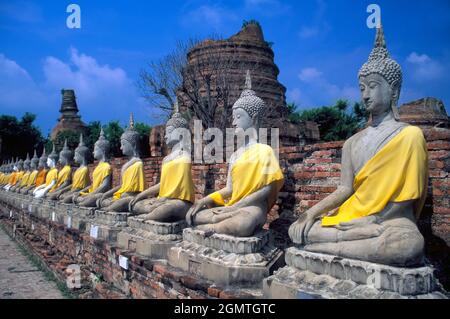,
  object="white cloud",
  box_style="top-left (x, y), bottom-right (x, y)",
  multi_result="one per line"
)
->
top-left (298, 67), bottom-right (323, 82)
top-left (299, 26), bottom-right (319, 39)
top-left (406, 52), bottom-right (444, 81)
top-left (0, 53), bottom-right (48, 111)
top-left (0, 50), bottom-right (148, 131)
top-left (293, 67), bottom-right (359, 106)
top-left (182, 5), bottom-right (237, 30)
